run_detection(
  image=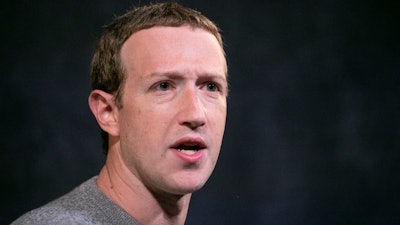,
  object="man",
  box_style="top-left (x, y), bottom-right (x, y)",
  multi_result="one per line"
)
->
top-left (12, 2), bottom-right (228, 225)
